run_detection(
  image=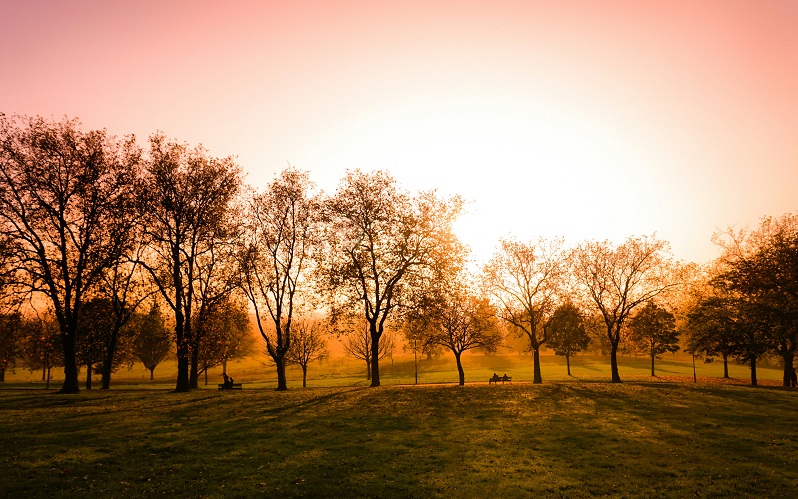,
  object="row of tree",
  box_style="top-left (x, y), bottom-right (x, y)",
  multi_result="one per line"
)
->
top-left (2, 114), bottom-right (795, 392)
